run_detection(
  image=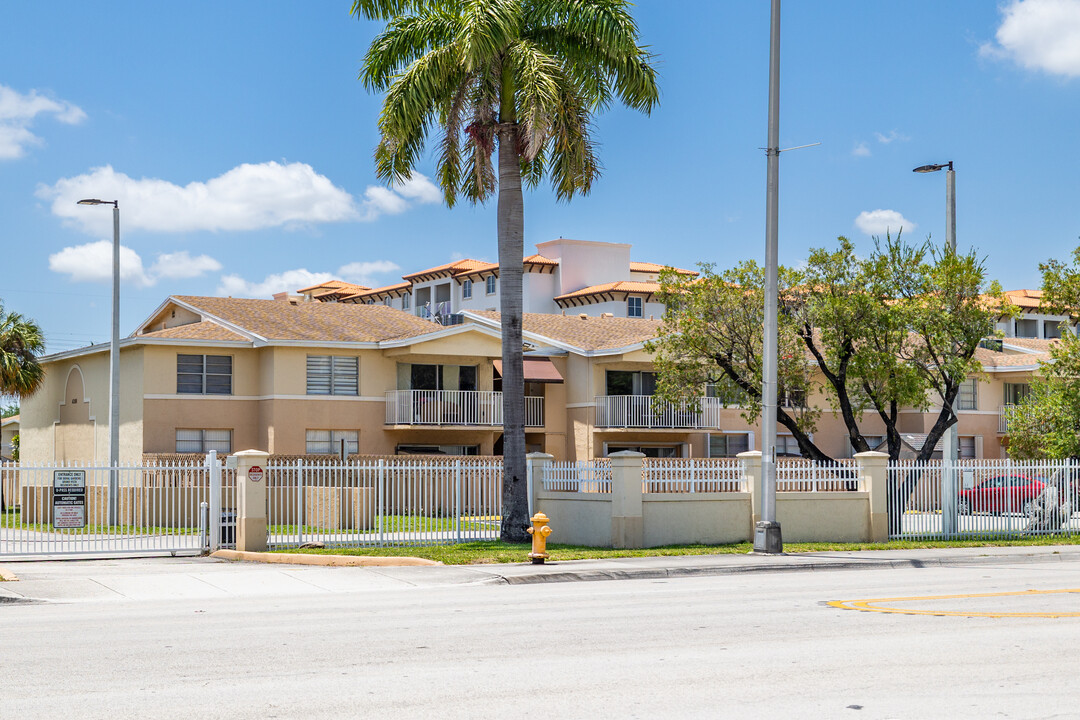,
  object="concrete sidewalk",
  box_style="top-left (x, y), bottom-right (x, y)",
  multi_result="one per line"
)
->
top-left (2, 544), bottom-right (1079, 604)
